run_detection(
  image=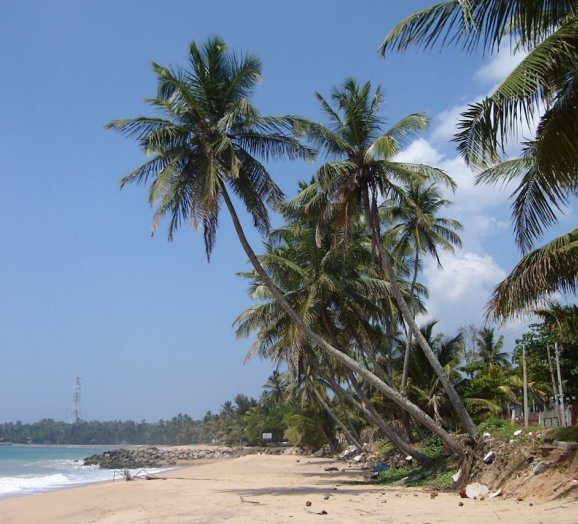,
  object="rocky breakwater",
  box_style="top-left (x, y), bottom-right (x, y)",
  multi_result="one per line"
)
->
top-left (83, 447), bottom-right (233, 469)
